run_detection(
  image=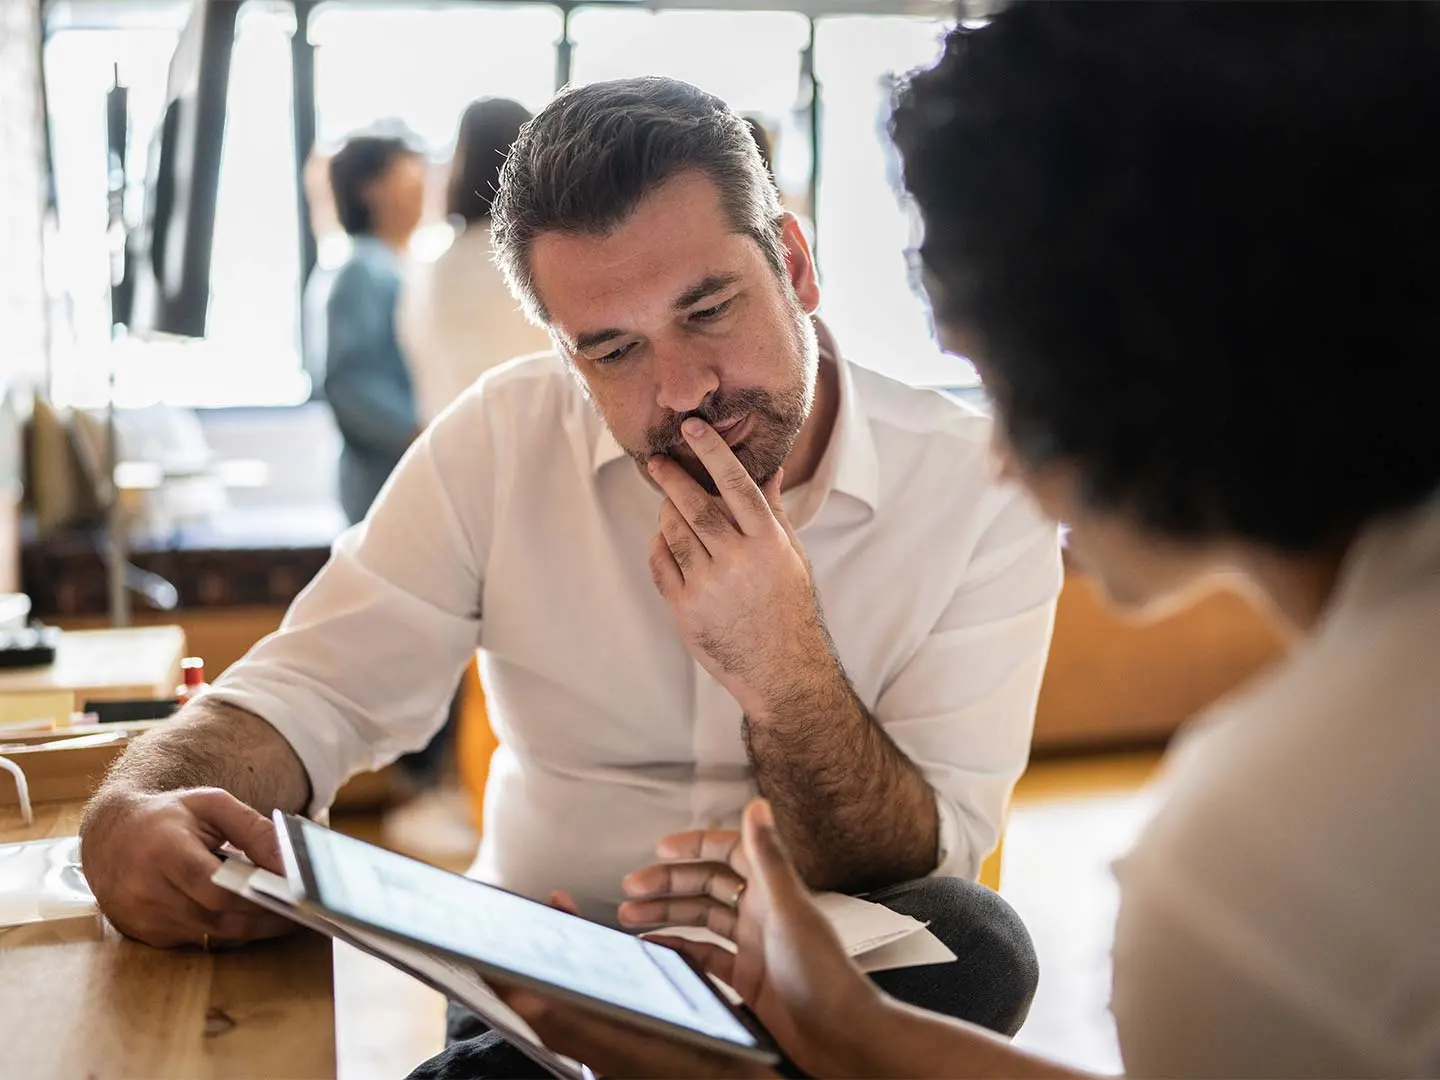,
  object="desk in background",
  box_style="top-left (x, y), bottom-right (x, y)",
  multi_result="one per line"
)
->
top-left (0, 625), bottom-right (185, 714)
